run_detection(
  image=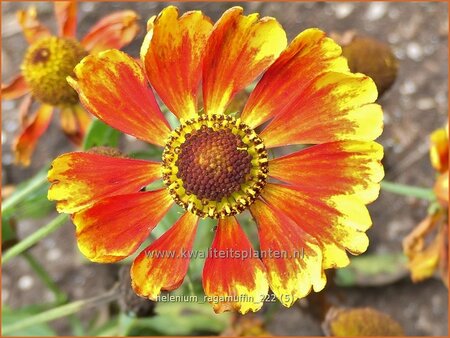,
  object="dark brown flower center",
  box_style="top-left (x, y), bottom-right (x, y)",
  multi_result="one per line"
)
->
top-left (32, 47), bottom-right (51, 63)
top-left (176, 126), bottom-right (252, 201)
top-left (162, 114), bottom-right (268, 219)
